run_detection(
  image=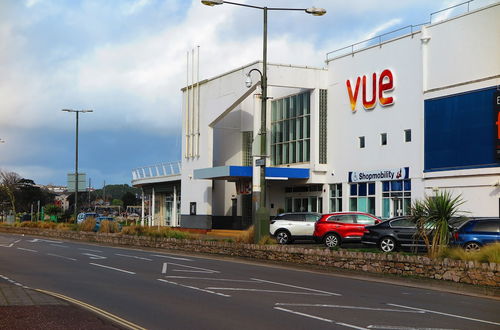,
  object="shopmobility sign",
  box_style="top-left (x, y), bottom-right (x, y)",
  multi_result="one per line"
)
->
top-left (346, 69), bottom-right (394, 111)
top-left (349, 167), bottom-right (409, 183)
